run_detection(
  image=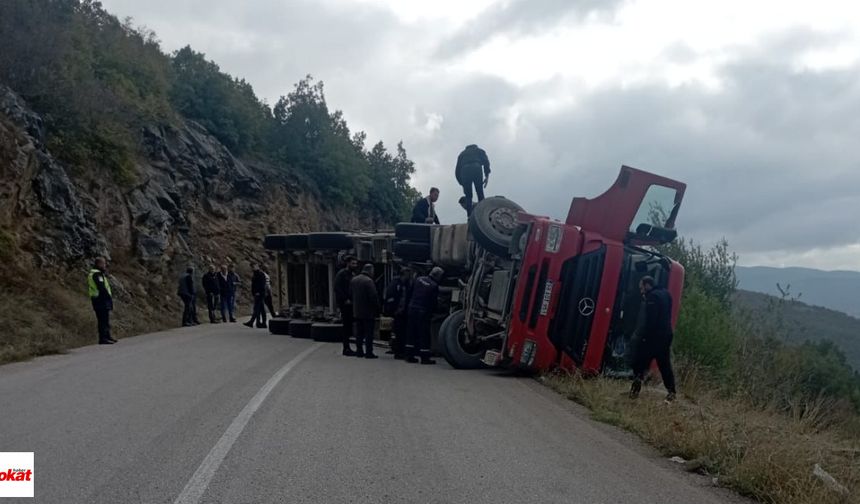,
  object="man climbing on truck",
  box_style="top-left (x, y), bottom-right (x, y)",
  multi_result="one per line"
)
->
top-left (455, 144), bottom-right (491, 216)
